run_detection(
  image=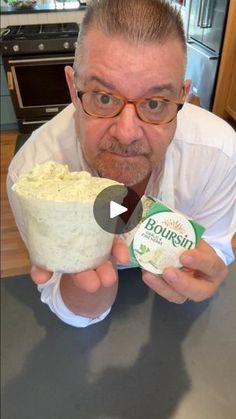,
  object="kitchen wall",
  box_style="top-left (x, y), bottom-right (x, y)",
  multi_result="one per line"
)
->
top-left (1, 9), bottom-right (85, 28)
